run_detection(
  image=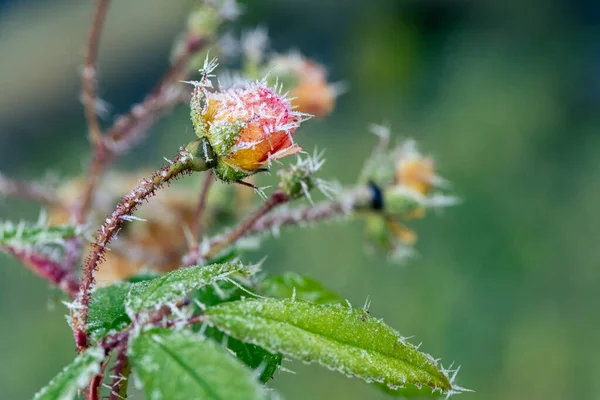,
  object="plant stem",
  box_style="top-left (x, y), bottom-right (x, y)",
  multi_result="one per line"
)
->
top-left (75, 31), bottom-right (208, 223)
top-left (108, 343), bottom-right (130, 400)
top-left (82, 0), bottom-right (111, 146)
top-left (0, 172), bottom-right (65, 210)
top-left (72, 143), bottom-right (215, 352)
top-left (190, 170), bottom-right (215, 243)
top-left (86, 357), bottom-right (109, 400)
top-left (1, 245), bottom-right (80, 297)
top-left (242, 185), bottom-right (376, 238)
top-left (204, 190), bottom-right (290, 260)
